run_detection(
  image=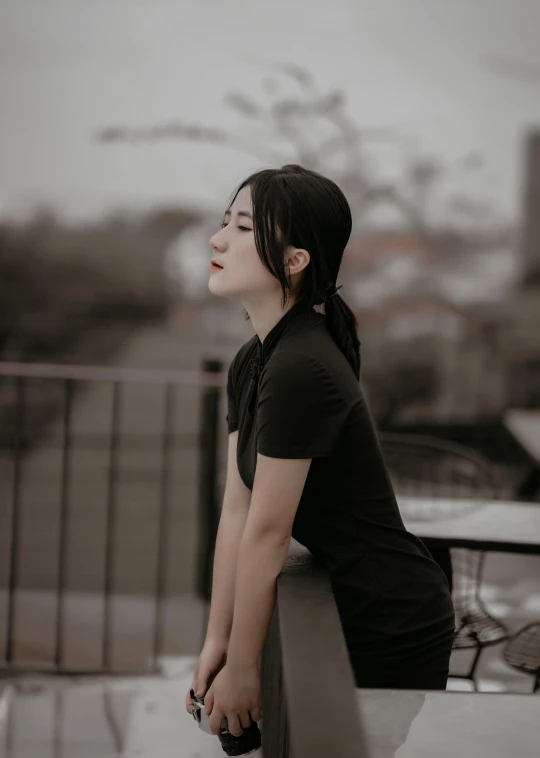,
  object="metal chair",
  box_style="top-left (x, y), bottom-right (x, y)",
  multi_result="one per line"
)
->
top-left (502, 622), bottom-right (540, 693)
top-left (378, 432), bottom-right (509, 690)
